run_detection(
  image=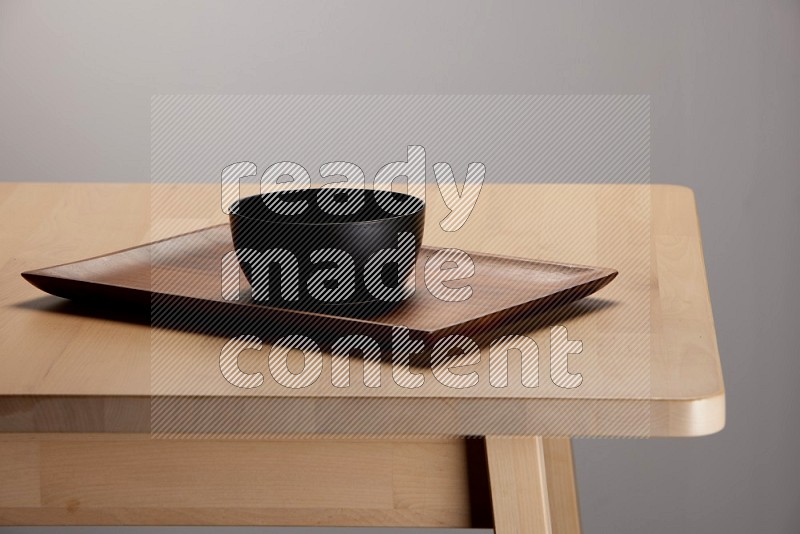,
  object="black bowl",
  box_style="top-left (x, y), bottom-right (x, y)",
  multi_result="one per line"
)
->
top-left (228, 188), bottom-right (425, 314)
